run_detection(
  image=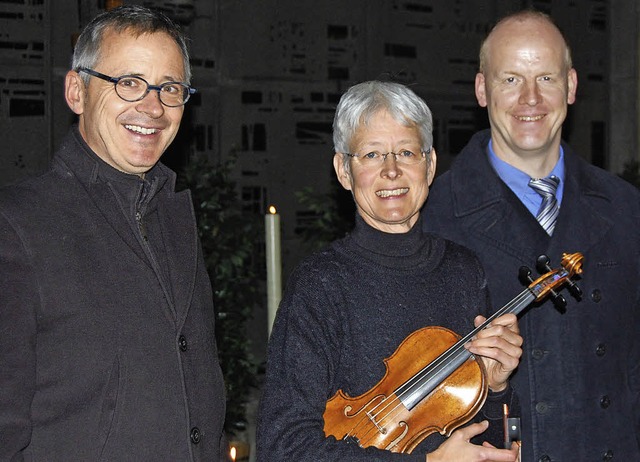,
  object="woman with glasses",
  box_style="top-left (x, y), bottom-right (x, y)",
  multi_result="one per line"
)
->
top-left (257, 81), bottom-right (522, 461)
